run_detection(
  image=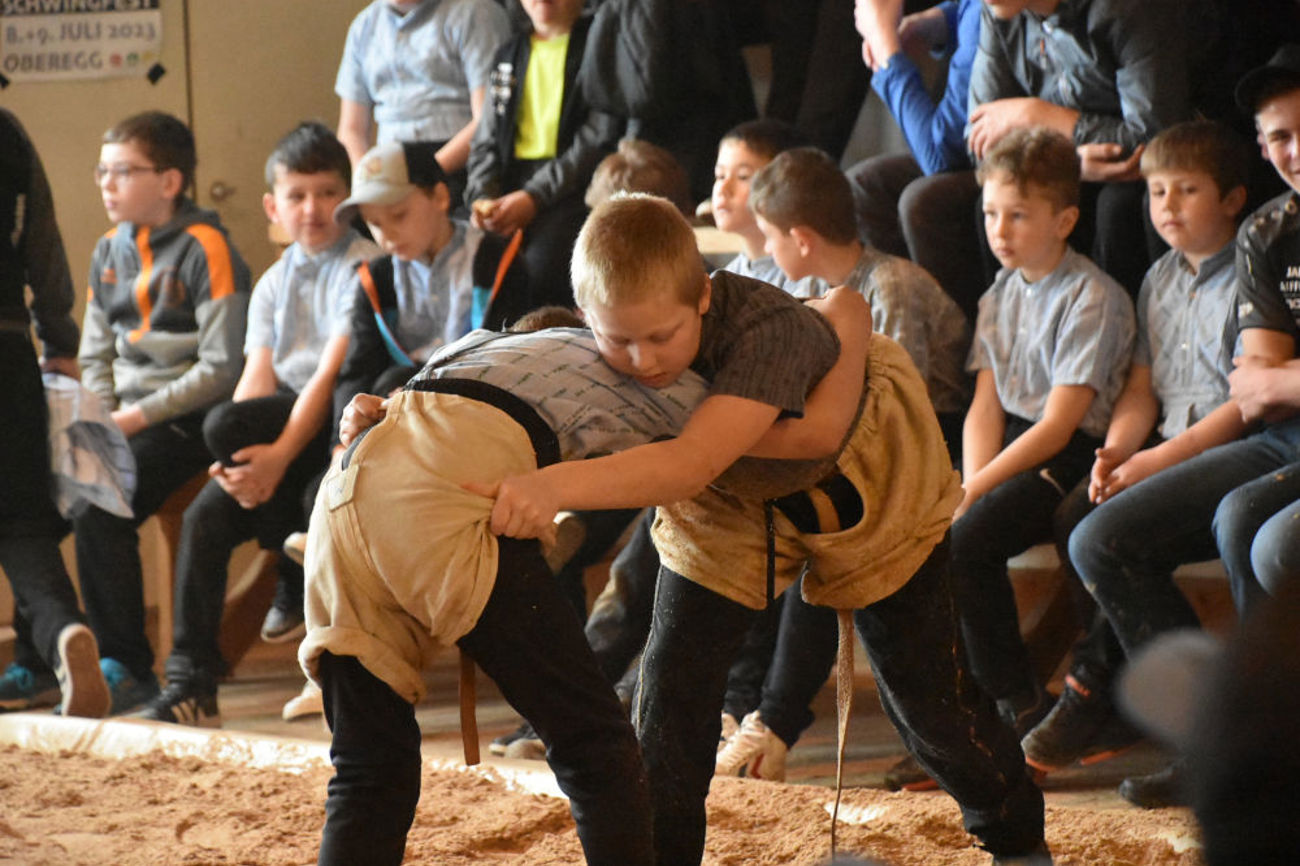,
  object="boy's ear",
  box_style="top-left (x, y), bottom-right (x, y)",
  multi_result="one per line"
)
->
top-left (431, 181), bottom-right (451, 213)
top-left (789, 225), bottom-right (817, 257)
top-left (697, 274), bottom-right (712, 316)
top-left (262, 191), bottom-right (279, 226)
top-left (158, 166), bottom-right (185, 202)
top-left (1222, 184), bottom-right (1248, 219)
top-left (1054, 204), bottom-right (1080, 240)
